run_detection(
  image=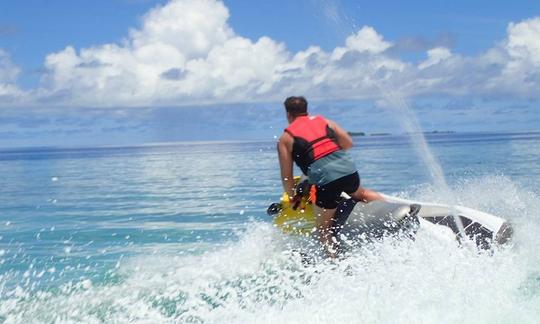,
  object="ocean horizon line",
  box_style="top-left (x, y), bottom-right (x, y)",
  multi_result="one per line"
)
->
top-left (1, 130), bottom-right (540, 153)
